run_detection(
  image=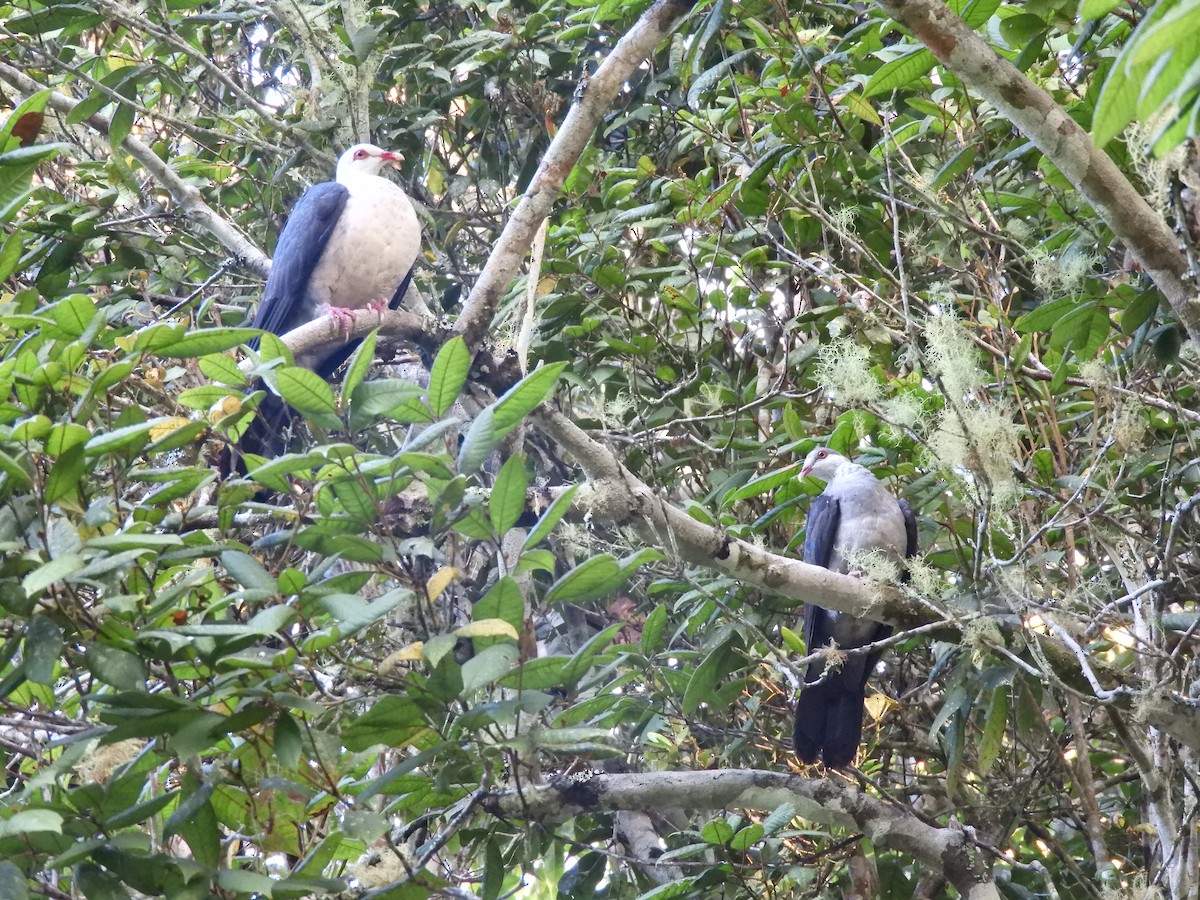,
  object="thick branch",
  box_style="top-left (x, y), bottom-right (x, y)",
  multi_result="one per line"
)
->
top-left (0, 61), bottom-right (270, 278)
top-left (452, 0), bottom-right (698, 348)
top-left (486, 770), bottom-right (998, 899)
top-left (256, 308), bottom-right (435, 371)
top-left (874, 0), bottom-right (1200, 342)
top-left (535, 405), bottom-right (929, 627)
